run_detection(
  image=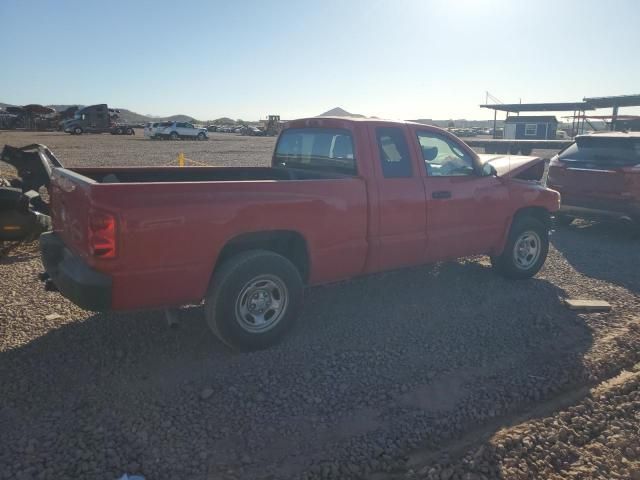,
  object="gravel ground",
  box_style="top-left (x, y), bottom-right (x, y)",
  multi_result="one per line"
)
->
top-left (0, 130), bottom-right (277, 170)
top-left (1, 130), bottom-right (639, 480)
top-left (394, 364), bottom-right (640, 480)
